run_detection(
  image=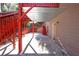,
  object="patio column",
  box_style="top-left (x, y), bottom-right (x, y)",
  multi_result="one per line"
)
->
top-left (18, 3), bottom-right (22, 54)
